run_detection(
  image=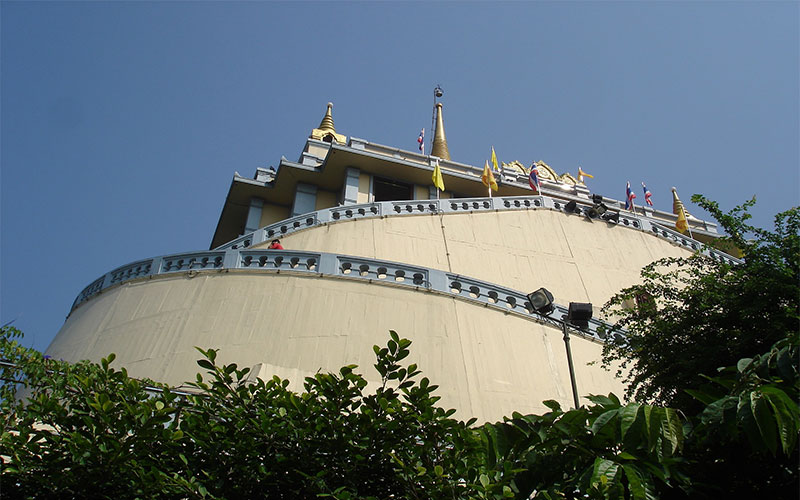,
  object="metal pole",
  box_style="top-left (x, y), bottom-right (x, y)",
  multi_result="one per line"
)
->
top-left (561, 320), bottom-right (581, 409)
